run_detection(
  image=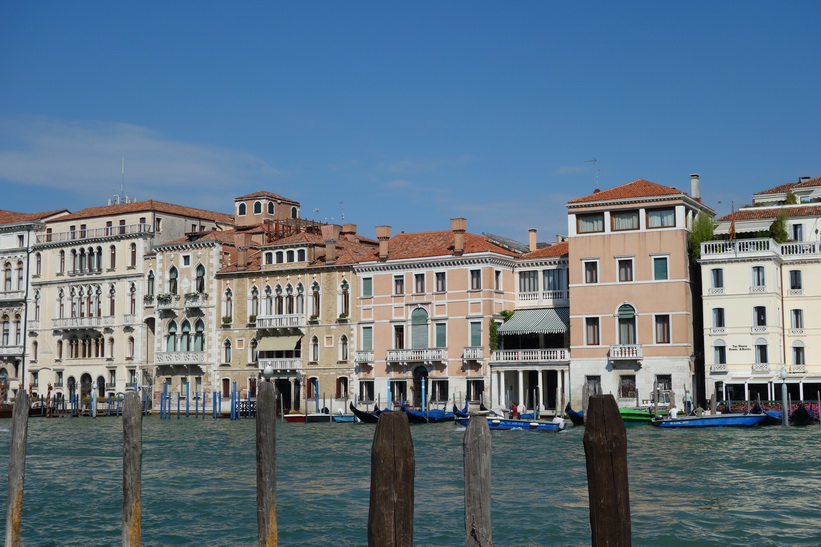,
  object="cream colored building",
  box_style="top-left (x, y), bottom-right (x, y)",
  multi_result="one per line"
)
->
top-left (566, 177), bottom-right (713, 408)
